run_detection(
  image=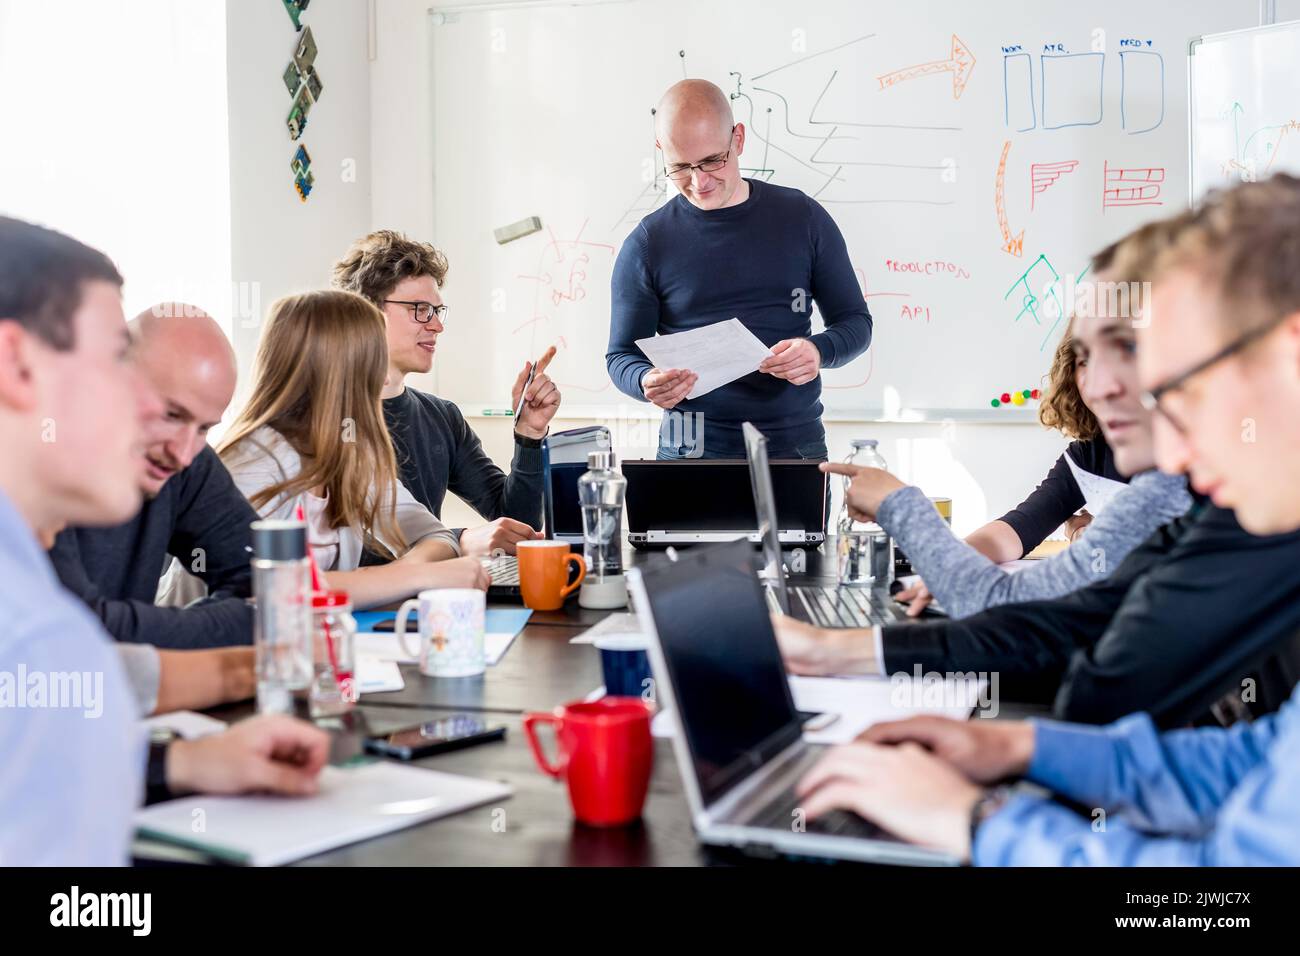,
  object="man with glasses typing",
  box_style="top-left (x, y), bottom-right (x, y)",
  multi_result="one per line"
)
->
top-left (333, 231), bottom-right (561, 557)
top-left (606, 79), bottom-right (871, 459)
